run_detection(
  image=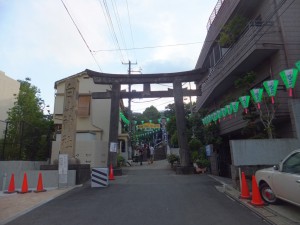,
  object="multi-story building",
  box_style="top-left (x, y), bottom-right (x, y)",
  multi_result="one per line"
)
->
top-left (195, 0), bottom-right (300, 179)
top-left (0, 71), bottom-right (20, 138)
top-left (52, 72), bottom-right (130, 168)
